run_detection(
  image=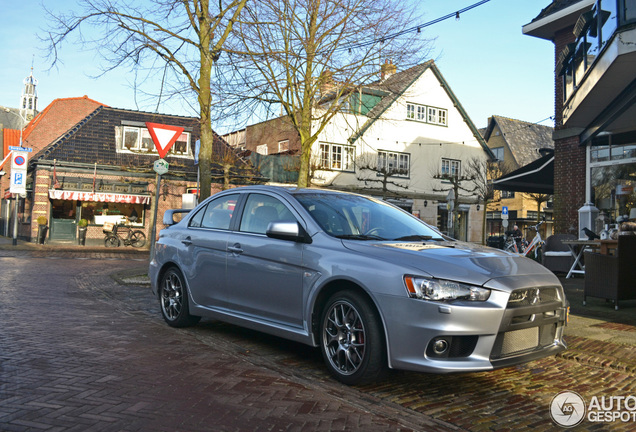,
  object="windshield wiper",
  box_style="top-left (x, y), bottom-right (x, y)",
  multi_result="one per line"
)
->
top-left (393, 235), bottom-right (440, 241)
top-left (336, 234), bottom-right (386, 241)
